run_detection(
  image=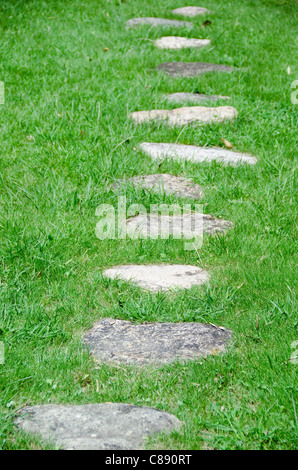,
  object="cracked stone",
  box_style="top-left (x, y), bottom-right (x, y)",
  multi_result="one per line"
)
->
top-left (84, 318), bottom-right (232, 365)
